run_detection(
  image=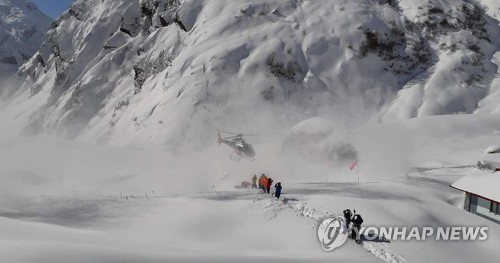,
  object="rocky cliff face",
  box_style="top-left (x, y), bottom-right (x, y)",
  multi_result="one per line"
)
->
top-left (2, 0), bottom-right (500, 148)
top-left (0, 0), bottom-right (51, 80)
